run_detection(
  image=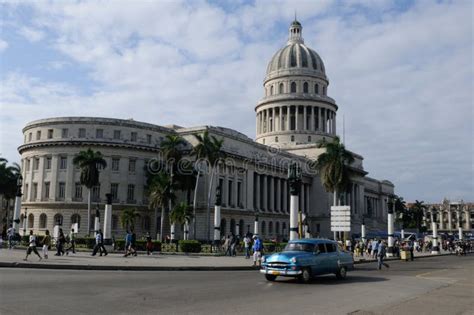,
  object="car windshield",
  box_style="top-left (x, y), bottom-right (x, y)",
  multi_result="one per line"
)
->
top-left (283, 242), bottom-right (315, 252)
